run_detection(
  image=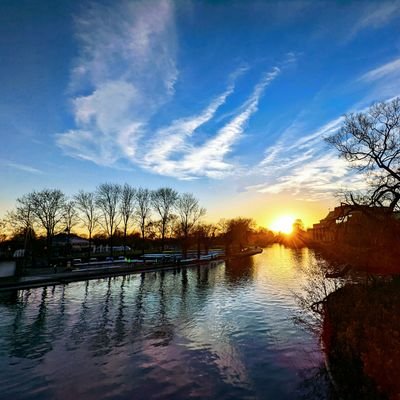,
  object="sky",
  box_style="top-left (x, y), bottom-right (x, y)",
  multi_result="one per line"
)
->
top-left (1, 0), bottom-right (400, 228)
